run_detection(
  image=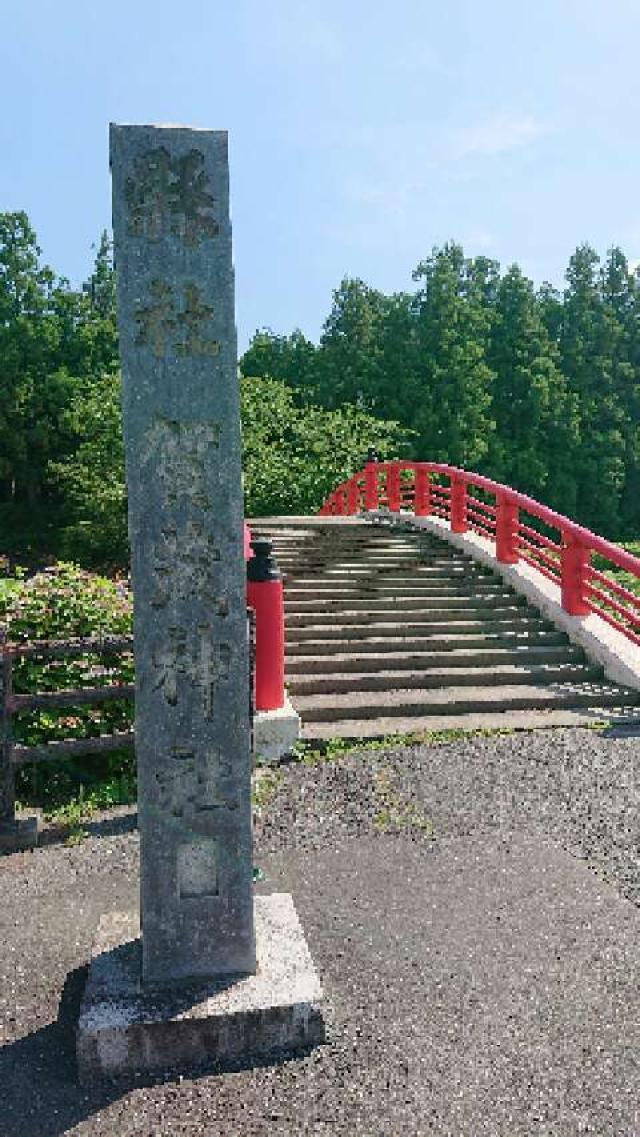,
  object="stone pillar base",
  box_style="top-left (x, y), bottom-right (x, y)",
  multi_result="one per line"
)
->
top-left (76, 893), bottom-right (325, 1083)
top-left (0, 813), bottom-right (40, 853)
top-left (253, 694), bottom-right (301, 763)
